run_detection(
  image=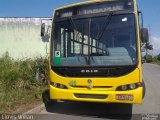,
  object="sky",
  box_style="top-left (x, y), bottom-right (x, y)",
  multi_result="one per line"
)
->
top-left (0, 0), bottom-right (160, 55)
